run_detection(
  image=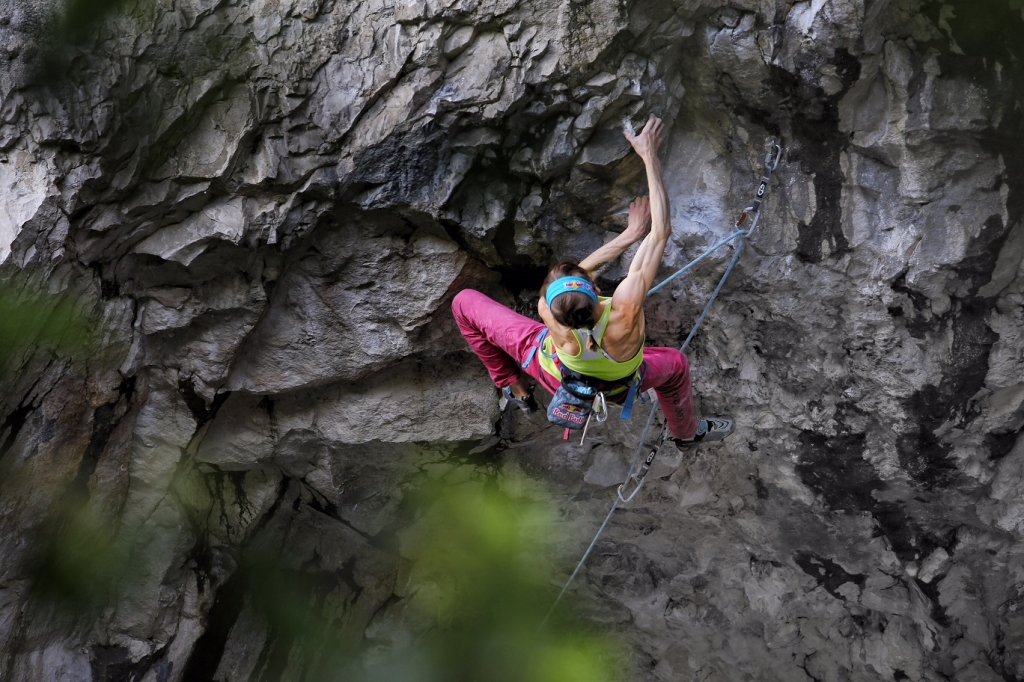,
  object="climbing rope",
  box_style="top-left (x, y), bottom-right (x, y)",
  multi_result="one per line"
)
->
top-left (541, 143), bottom-right (783, 627)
